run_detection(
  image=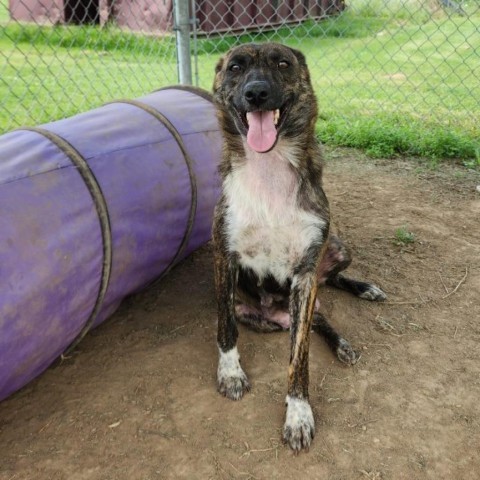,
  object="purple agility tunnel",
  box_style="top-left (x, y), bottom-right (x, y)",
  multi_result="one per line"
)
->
top-left (0, 86), bottom-right (222, 401)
